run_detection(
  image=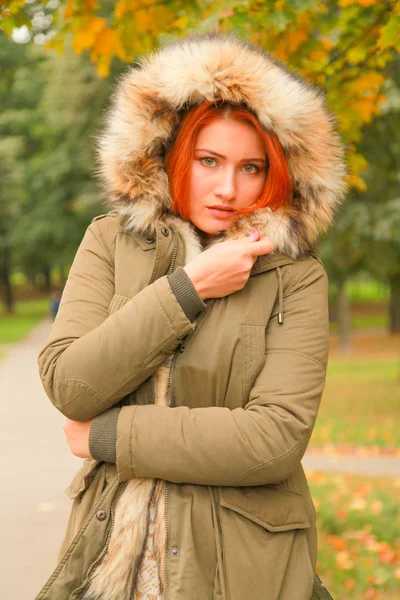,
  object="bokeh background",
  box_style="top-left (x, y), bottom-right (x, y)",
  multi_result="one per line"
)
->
top-left (0, 1), bottom-right (399, 599)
